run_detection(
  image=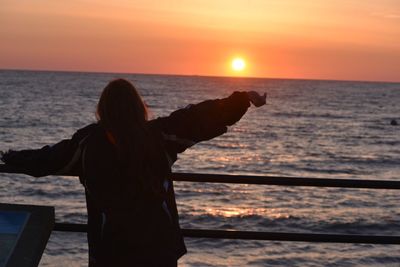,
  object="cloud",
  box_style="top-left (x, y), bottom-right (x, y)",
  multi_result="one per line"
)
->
top-left (371, 12), bottom-right (400, 19)
top-left (385, 14), bottom-right (400, 19)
